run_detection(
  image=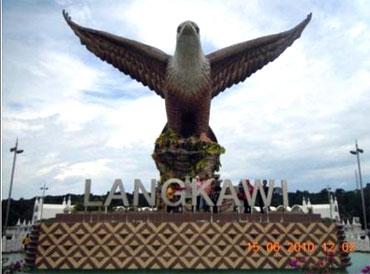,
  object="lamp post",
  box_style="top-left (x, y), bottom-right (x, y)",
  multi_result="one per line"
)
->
top-left (40, 183), bottom-right (49, 220)
top-left (354, 169), bottom-right (359, 191)
top-left (327, 186), bottom-right (332, 219)
top-left (350, 140), bottom-right (368, 237)
top-left (3, 138), bottom-right (24, 236)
